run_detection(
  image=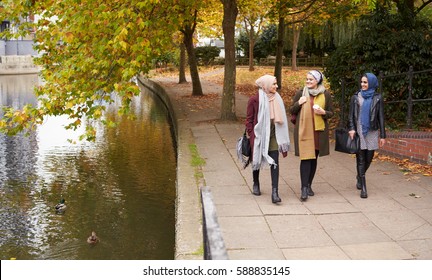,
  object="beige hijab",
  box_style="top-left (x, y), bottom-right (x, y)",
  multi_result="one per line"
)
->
top-left (255, 75), bottom-right (284, 124)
